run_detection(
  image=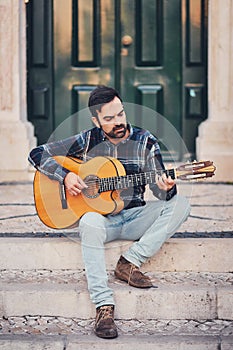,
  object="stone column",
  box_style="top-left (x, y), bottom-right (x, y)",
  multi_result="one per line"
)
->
top-left (0, 0), bottom-right (36, 182)
top-left (196, 0), bottom-right (233, 182)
